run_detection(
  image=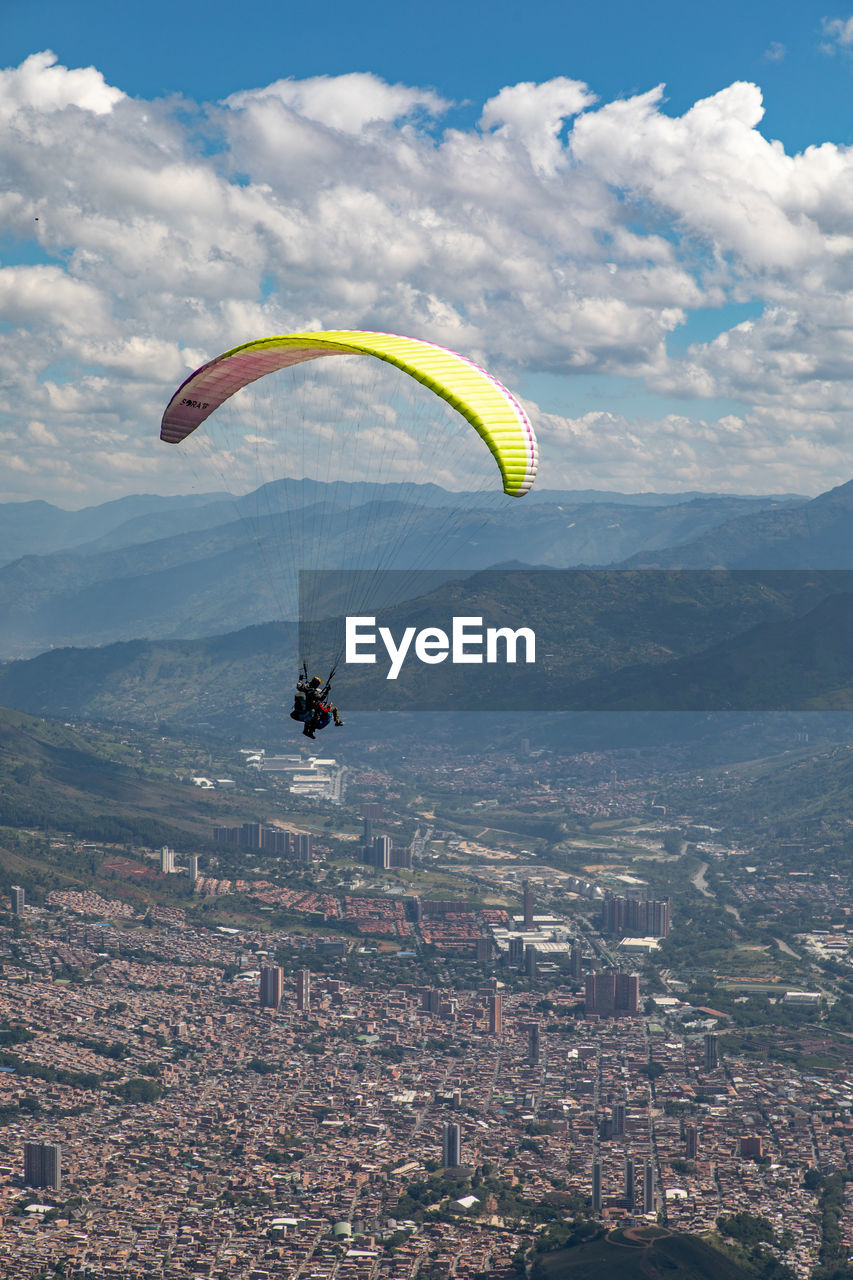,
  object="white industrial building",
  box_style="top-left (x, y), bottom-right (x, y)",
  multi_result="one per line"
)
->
top-left (256, 753), bottom-right (346, 803)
